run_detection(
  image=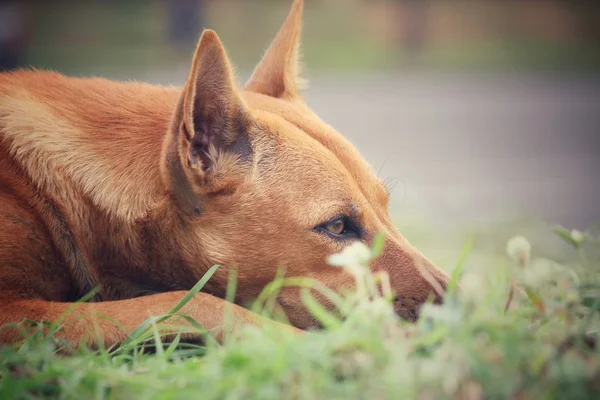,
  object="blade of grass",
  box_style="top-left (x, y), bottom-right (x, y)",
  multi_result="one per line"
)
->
top-left (447, 235), bottom-right (473, 296)
top-left (301, 288), bottom-right (342, 329)
top-left (164, 332), bottom-right (182, 359)
top-left (47, 287), bottom-right (101, 338)
top-left (371, 231), bottom-right (386, 258)
top-left (119, 265), bottom-right (219, 349)
top-left (157, 265), bottom-right (221, 323)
